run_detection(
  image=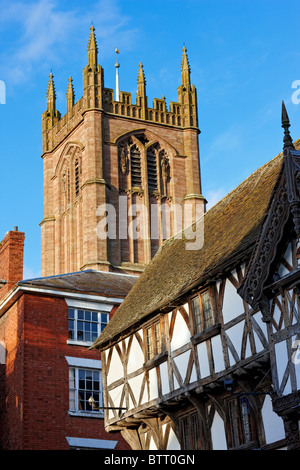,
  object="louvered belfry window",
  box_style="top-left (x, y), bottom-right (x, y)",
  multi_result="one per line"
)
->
top-left (147, 147), bottom-right (158, 191)
top-left (130, 145), bottom-right (142, 187)
top-left (75, 159), bottom-right (80, 197)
